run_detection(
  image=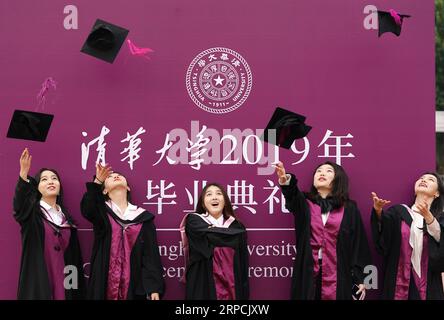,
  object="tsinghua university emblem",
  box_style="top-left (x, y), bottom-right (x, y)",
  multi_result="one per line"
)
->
top-left (186, 47), bottom-right (253, 114)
